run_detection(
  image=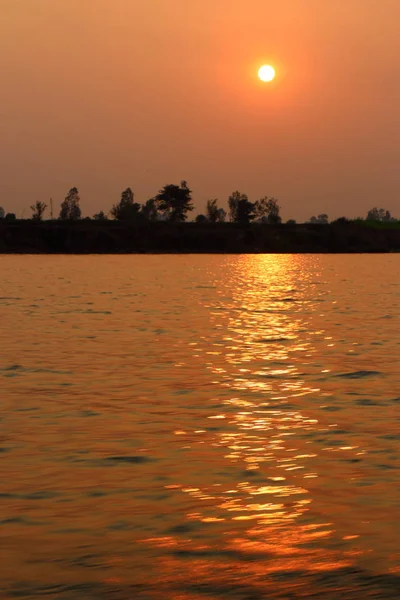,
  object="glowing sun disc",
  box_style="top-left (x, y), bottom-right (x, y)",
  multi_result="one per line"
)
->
top-left (258, 65), bottom-right (276, 82)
